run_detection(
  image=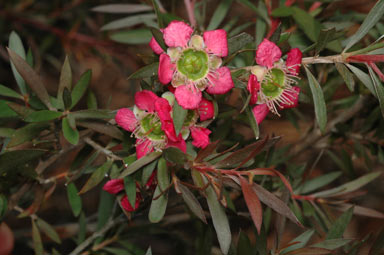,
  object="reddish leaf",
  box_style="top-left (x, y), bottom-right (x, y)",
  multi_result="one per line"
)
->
top-left (249, 169), bottom-right (293, 193)
top-left (195, 140), bottom-right (220, 162)
top-left (347, 54), bottom-right (384, 63)
top-left (239, 176), bottom-right (263, 233)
